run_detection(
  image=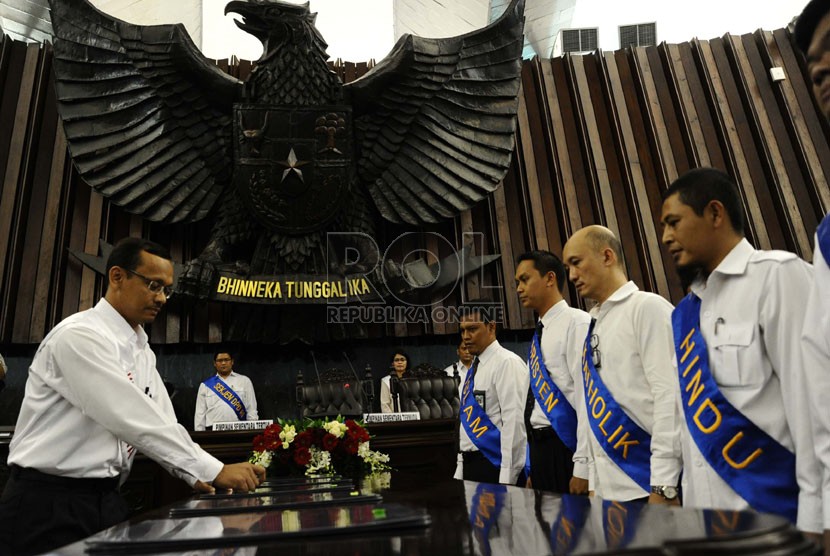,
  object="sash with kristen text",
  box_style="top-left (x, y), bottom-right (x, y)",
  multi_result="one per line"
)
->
top-left (528, 330), bottom-right (578, 452)
top-left (461, 359), bottom-right (502, 468)
top-left (672, 293), bottom-right (798, 522)
top-left (817, 212), bottom-right (830, 265)
top-left (549, 495), bottom-right (589, 554)
top-left (203, 375), bottom-right (247, 421)
top-left (581, 320), bottom-right (652, 491)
